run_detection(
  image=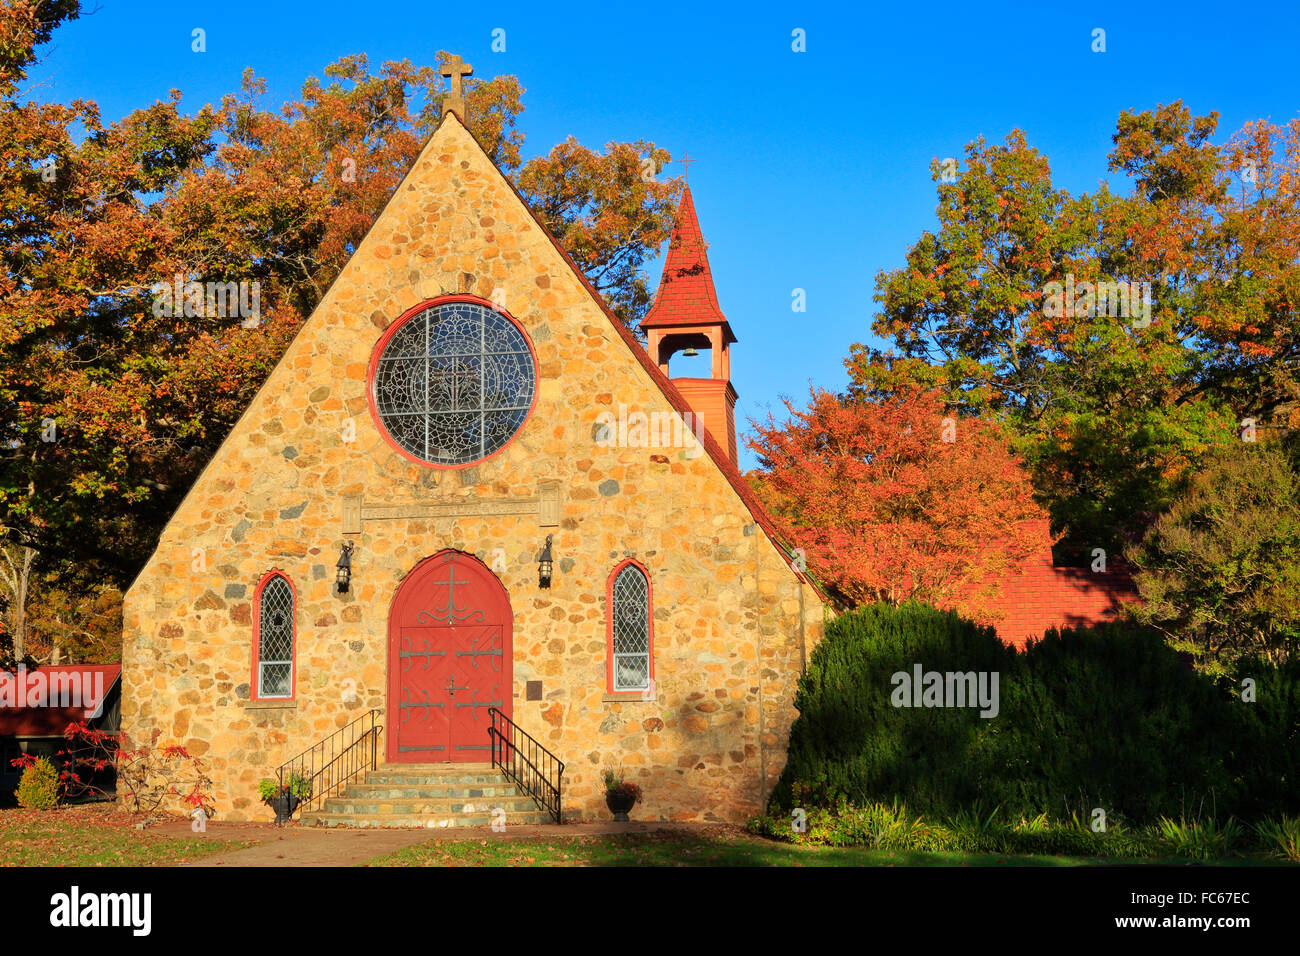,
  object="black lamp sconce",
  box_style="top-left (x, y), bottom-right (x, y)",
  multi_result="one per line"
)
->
top-left (538, 534), bottom-right (554, 589)
top-left (336, 541), bottom-right (355, 595)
